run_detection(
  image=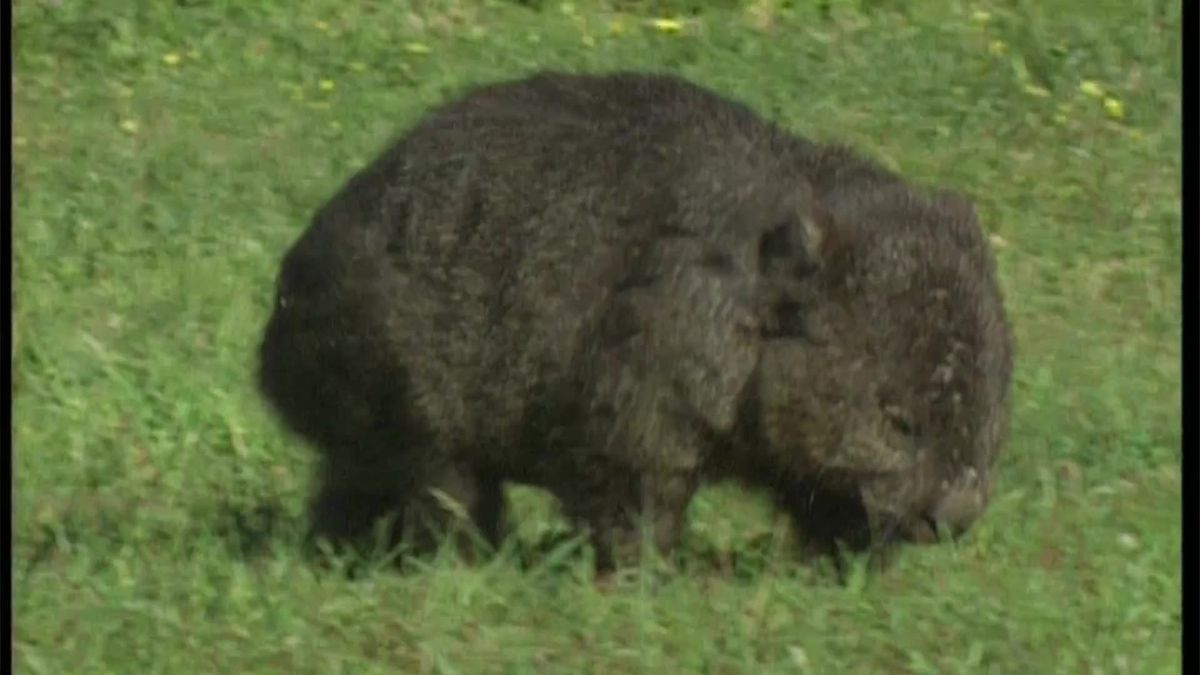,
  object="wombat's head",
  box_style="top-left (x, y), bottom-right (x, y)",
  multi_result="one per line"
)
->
top-left (758, 187), bottom-right (1013, 550)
